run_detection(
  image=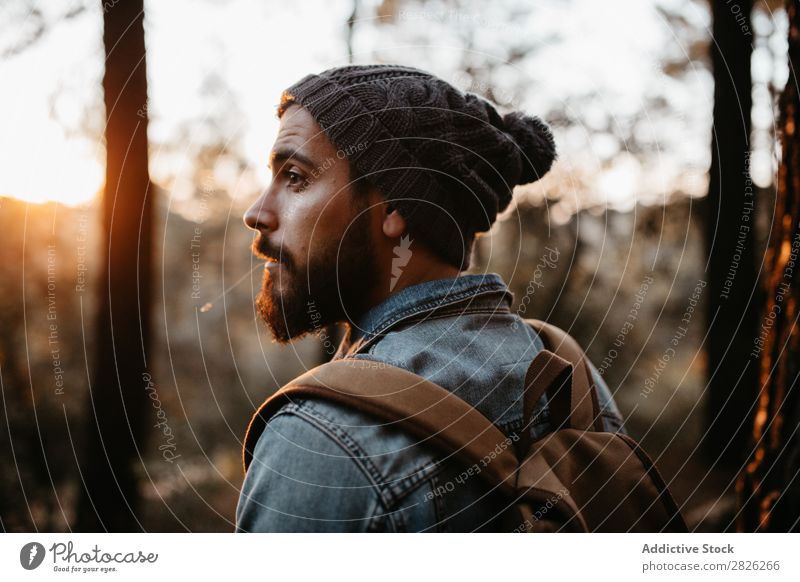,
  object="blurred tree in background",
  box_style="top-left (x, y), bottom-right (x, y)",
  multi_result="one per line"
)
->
top-left (739, 0), bottom-right (800, 533)
top-left (704, 0), bottom-right (760, 476)
top-left (75, 0), bottom-right (152, 532)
